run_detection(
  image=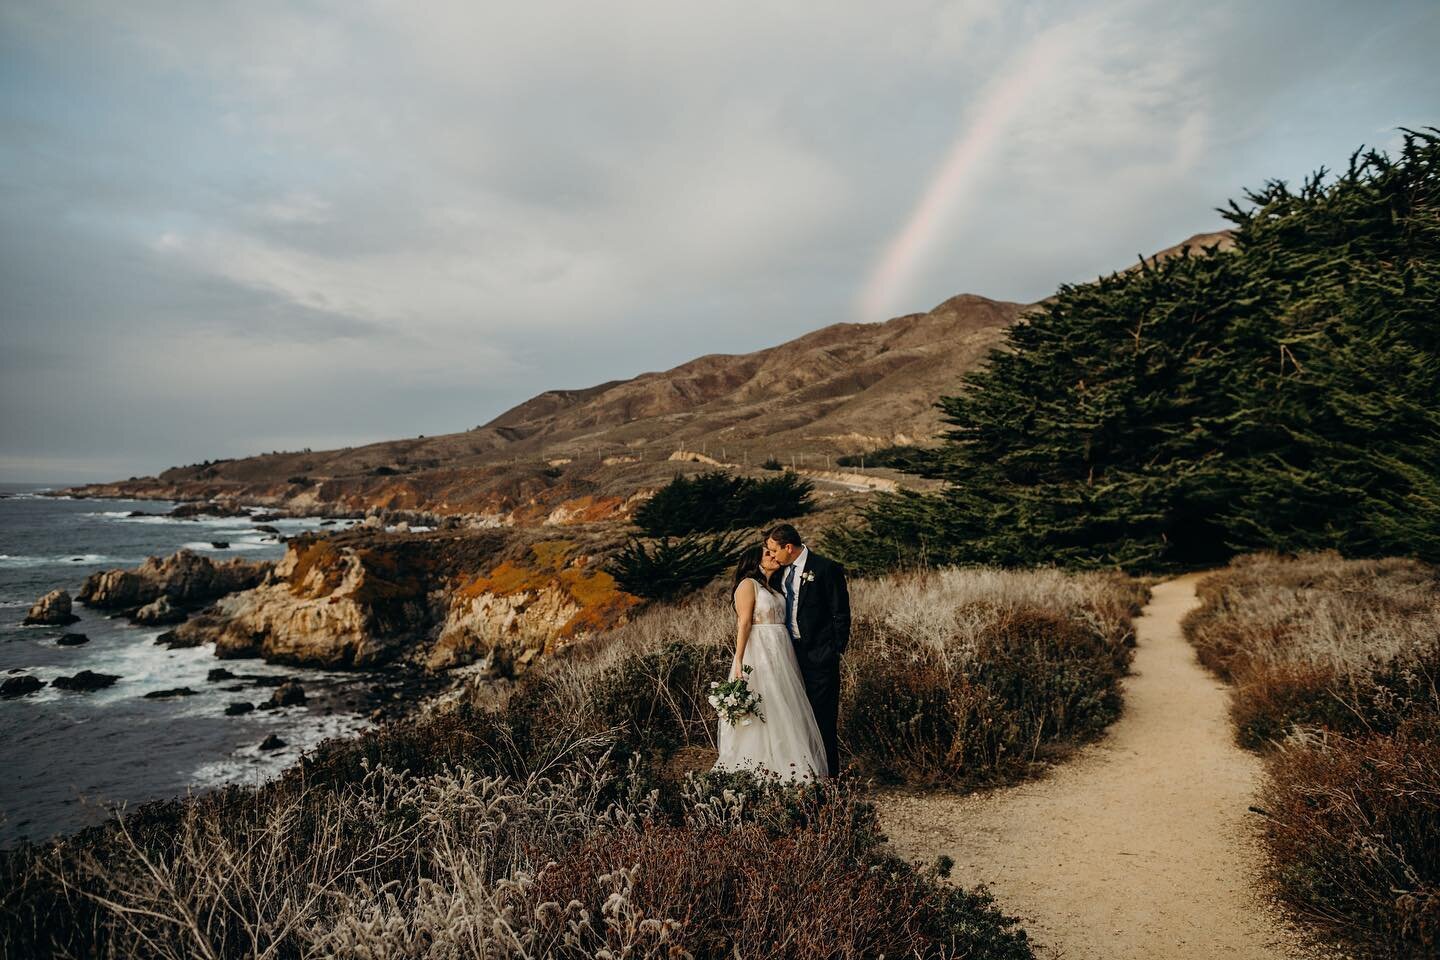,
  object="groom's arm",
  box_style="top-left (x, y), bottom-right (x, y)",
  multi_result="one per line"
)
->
top-left (828, 560), bottom-right (851, 656)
